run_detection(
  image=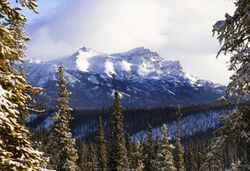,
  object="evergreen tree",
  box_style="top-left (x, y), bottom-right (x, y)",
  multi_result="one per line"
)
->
top-left (174, 136), bottom-right (185, 171)
top-left (156, 124), bottom-right (176, 171)
top-left (0, 0), bottom-right (45, 170)
top-left (143, 124), bottom-right (157, 171)
top-left (125, 133), bottom-right (133, 170)
top-left (108, 91), bottom-right (127, 171)
top-left (202, 0), bottom-right (250, 169)
top-left (195, 140), bottom-right (205, 169)
top-left (174, 106), bottom-right (185, 171)
top-left (96, 116), bottom-right (107, 171)
top-left (186, 141), bottom-right (198, 171)
top-left (131, 143), bottom-right (144, 171)
top-left (76, 140), bottom-right (88, 171)
top-left (46, 66), bottom-right (78, 171)
top-left (213, 0), bottom-right (250, 99)
top-left (87, 143), bottom-right (97, 171)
